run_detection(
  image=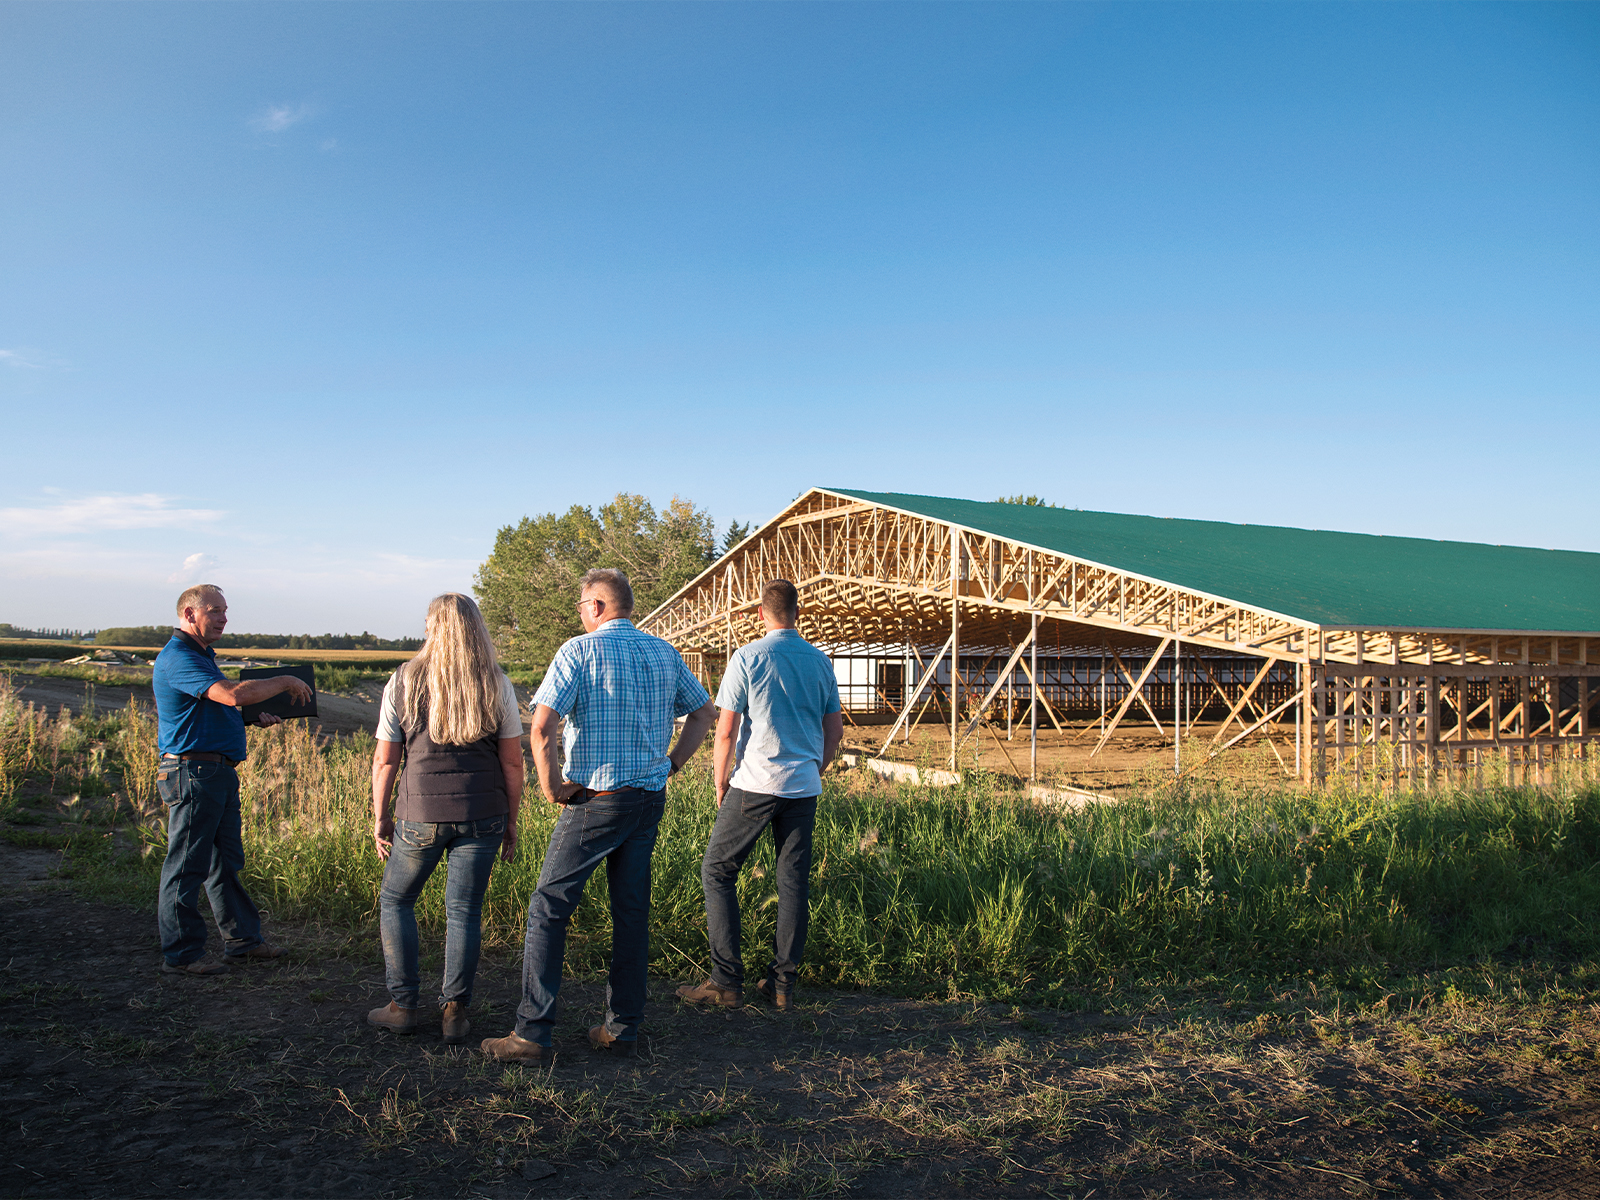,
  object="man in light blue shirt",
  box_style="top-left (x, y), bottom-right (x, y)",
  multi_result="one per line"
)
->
top-left (482, 568), bottom-right (715, 1064)
top-left (678, 579), bottom-right (843, 1011)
